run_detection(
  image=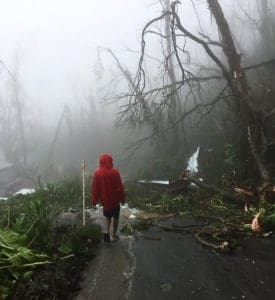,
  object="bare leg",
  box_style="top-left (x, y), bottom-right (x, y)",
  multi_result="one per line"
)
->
top-left (105, 217), bottom-right (111, 234)
top-left (112, 217), bottom-right (119, 239)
